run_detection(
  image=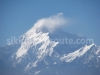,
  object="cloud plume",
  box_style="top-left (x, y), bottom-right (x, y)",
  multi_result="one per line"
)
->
top-left (33, 13), bottom-right (68, 33)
